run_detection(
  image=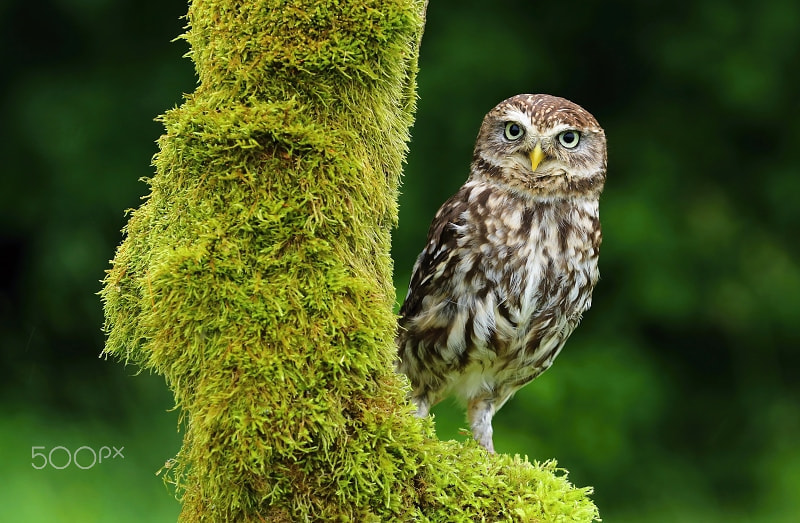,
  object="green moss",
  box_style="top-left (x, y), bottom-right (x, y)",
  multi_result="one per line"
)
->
top-left (101, 0), bottom-right (600, 520)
